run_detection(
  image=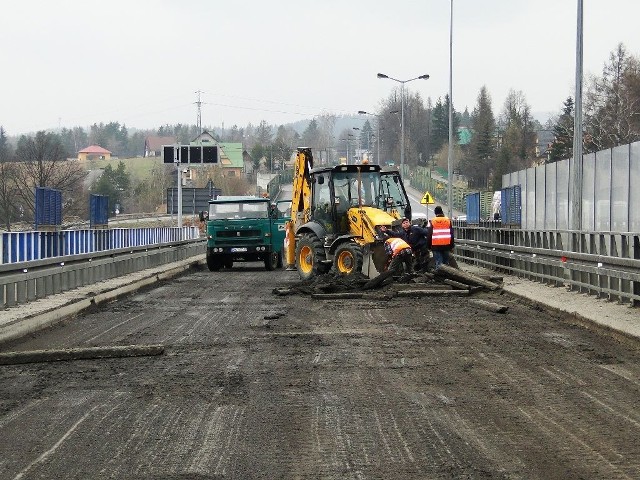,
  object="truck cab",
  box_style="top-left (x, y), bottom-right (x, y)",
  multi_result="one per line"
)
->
top-left (203, 196), bottom-right (289, 271)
